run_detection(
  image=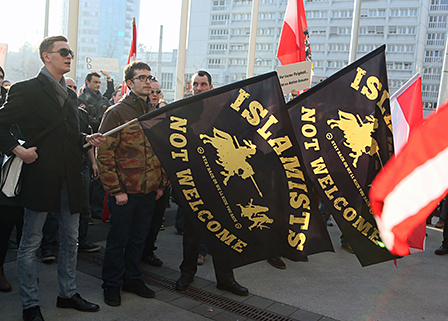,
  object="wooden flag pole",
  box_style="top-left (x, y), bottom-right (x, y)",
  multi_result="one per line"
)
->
top-left (83, 118), bottom-right (138, 148)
